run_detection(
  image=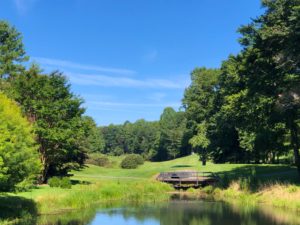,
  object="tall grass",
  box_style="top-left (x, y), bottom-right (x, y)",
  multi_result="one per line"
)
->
top-left (185, 181), bottom-right (300, 211)
top-left (35, 180), bottom-right (172, 214)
